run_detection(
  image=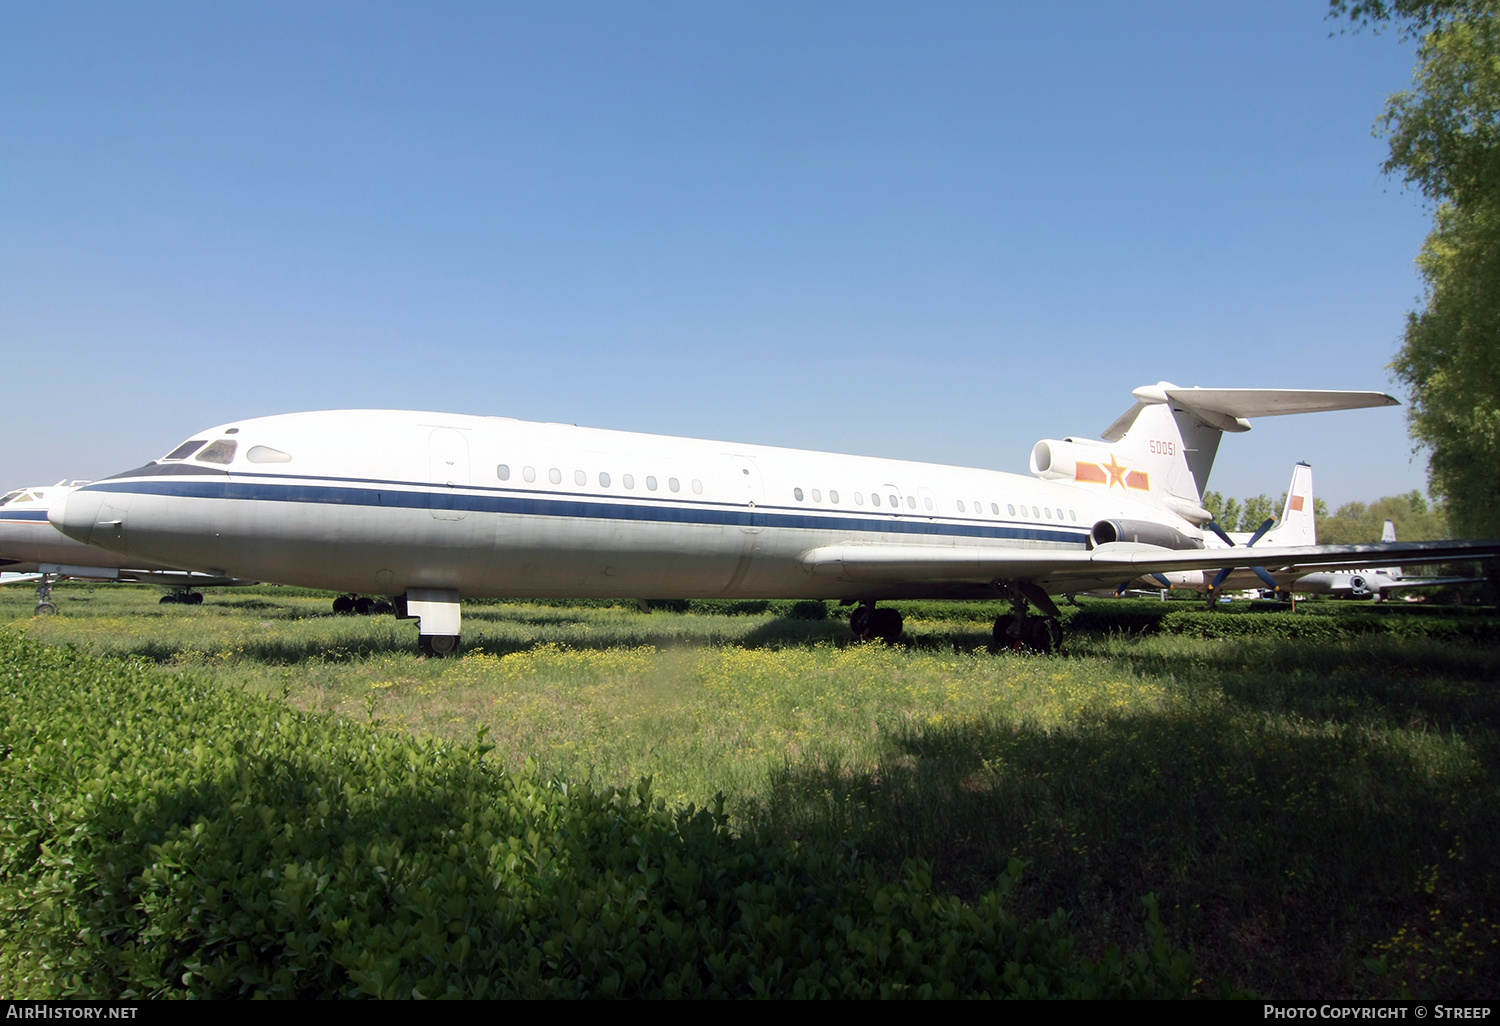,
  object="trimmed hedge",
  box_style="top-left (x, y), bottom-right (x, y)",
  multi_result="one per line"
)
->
top-left (0, 631), bottom-right (1190, 998)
